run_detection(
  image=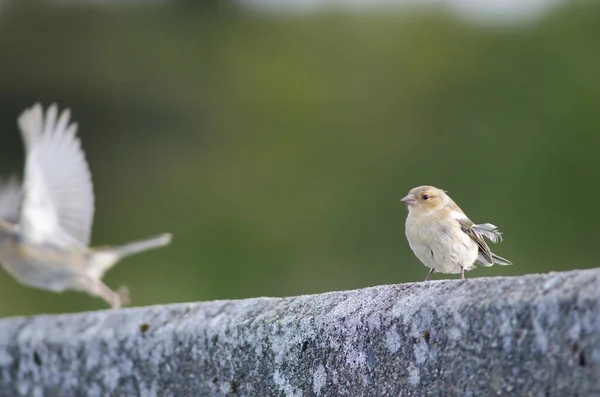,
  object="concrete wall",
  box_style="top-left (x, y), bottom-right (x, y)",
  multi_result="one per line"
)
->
top-left (0, 268), bottom-right (599, 396)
